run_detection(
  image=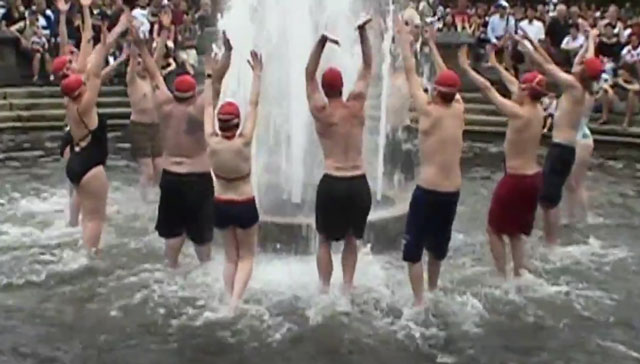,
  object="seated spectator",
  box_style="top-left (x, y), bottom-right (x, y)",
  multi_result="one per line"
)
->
top-left (536, 4), bottom-right (549, 25)
top-left (597, 63), bottom-right (639, 128)
top-left (195, 0), bottom-right (213, 32)
top-left (28, 25), bottom-right (50, 83)
top-left (170, 0), bottom-right (186, 28)
top-left (132, 0), bottom-right (151, 38)
top-left (597, 22), bottom-right (623, 64)
top-left (0, 0), bottom-right (25, 28)
top-left (598, 4), bottom-right (625, 42)
top-left (621, 33), bottom-right (640, 67)
top-left (487, 1), bottom-right (515, 69)
top-left (624, 18), bottom-right (640, 47)
top-left (569, 5), bottom-right (581, 24)
top-left (32, 0), bottom-right (54, 38)
top-left (440, 12), bottom-right (456, 32)
top-left (560, 23), bottom-right (585, 62)
top-left (177, 11), bottom-right (196, 74)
